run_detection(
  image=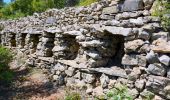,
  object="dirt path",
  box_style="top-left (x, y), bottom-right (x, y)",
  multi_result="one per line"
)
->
top-left (0, 66), bottom-right (65, 100)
